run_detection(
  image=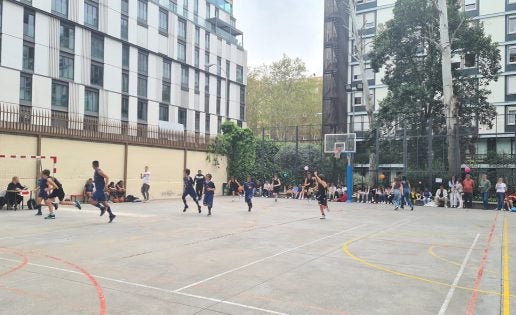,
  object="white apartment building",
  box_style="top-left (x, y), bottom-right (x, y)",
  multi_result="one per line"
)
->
top-left (0, 0), bottom-right (247, 136)
top-left (349, 0), bottom-right (516, 155)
